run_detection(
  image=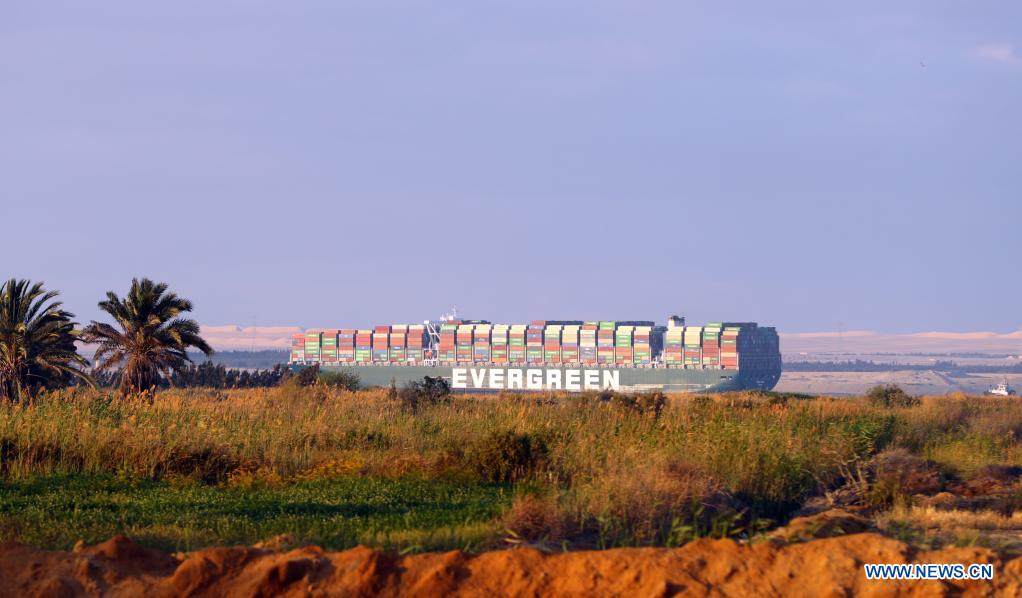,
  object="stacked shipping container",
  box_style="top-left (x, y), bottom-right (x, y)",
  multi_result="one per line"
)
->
top-left (321, 329), bottom-right (339, 364)
top-left (372, 326), bottom-right (390, 362)
top-left (304, 331), bottom-right (321, 363)
top-left (474, 324), bottom-right (492, 363)
top-left (598, 322), bottom-right (616, 365)
top-left (491, 324), bottom-right (508, 363)
top-left (338, 329), bottom-right (355, 362)
top-left (291, 318), bottom-right (753, 370)
top-left (664, 327), bottom-right (683, 364)
top-left (355, 329), bottom-right (372, 363)
top-left (527, 322), bottom-right (544, 364)
top-left (615, 326), bottom-right (633, 365)
top-left (544, 324), bottom-right (562, 364)
top-left (580, 322), bottom-right (598, 364)
top-left (721, 327), bottom-right (739, 369)
top-left (509, 325), bottom-right (527, 362)
top-left (389, 325), bottom-right (407, 362)
top-left (684, 326), bottom-right (702, 366)
top-left (438, 323), bottom-right (457, 362)
top-left (702, 323), bottom-right (722, 366)
top-left (456, 324), bottom-right (474, 363)
top-left (561, 324), bottom-right (580, 363)
top-left (407, 324), bottom-right (425, 362)
top-left (633, 326), bottom-right (651, 364)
